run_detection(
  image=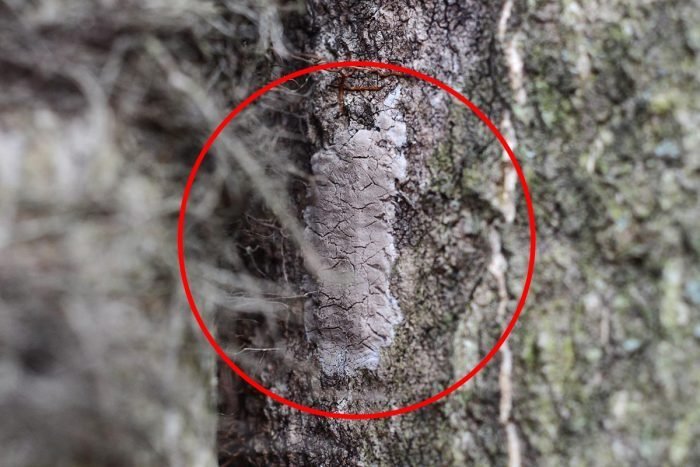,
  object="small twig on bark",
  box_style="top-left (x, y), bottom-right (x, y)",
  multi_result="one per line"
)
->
top-left (332, 68), bottom-right (409, 114)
